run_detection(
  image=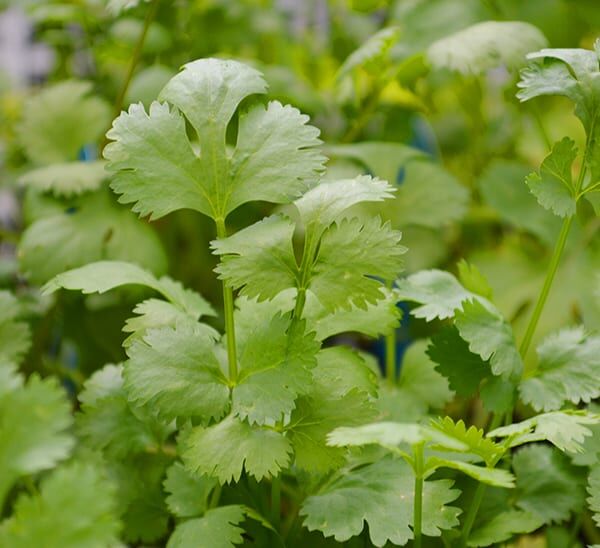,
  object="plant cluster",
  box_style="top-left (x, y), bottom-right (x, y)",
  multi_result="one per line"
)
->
top-left (1, 1), bottom-right (600, 547)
